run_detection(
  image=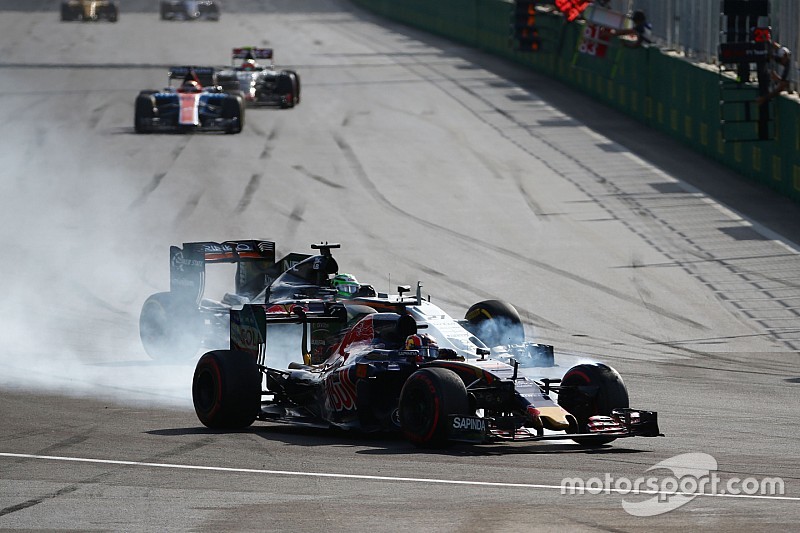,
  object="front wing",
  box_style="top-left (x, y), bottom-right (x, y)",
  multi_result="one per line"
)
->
top-left (449, 408), bottom-right (662, 444)
top-left (138, 115), bottom-right (237, 132)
